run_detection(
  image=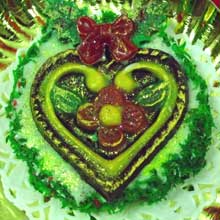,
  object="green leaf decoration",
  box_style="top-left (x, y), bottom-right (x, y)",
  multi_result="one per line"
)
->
top-left (51, 85), bottom-right (85, 114)
top-left (135, 82), bottom-right (167, 108)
